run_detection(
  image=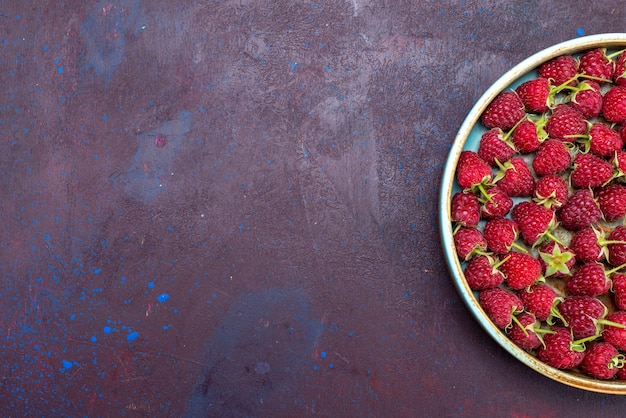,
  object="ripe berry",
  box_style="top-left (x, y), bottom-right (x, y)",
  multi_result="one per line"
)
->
top-left (511, 201), bottom-right (559, 247)
top-left (570, 152), bottom-right (613, 189)
top-left (578, 48), bottom-right (615, 82)
top-left (607, 225), bottom-right (626, 266)
top-left (536, 327), bottom-right (586, 370)
top-left (481, 91), bottom-right (525, 130)
top-left (596, 184), bottom-right (626, 222)
top-left (556, 295), bottom-right (607, 339)
top-left (478, 287), bottom-right (523, 329)
top-left (614, 50), bottom-right (626, 86)
top-left (480, 186), bottom-right (513, 220)
top-left (494, 157), bottom-right (535, 197)
top-left (478, 128), bottom-right (517, 166)
top-left (454, 227), bottom-right (487, 261)
top-left (463, 254), bottom-right (505, 290)
top-left (557, 188), bottom-right (602, 231)
top-left (568, 80), bottom-right (603, 119)
top-left (569, 227), bottom-right (607, 263)
top-left (602, 311), bottom-right (626, 351)
top-left (612, 273), bottom-right (626, 311)
top-left (506, 312), bottom-right (544, 350)
top-left (483, 218), bottom-right (521, 255)
top-left (456, 151), bottom-right (493, 190)
top-left (545, 104), bottom-right (587, 142)
top-left (518, 284), bottom-right (557, 321)
top-left (538, 55), bottom-right (577, 86)
top-left (603, 86), bottom-right (626, 123)
top-left (588, 123), bottom-right (622, 157)
top-left (515, 78), bottom-right (550, 113)
top-left (451, 191), bottom-right (481, 227)
top-left (533, 175), bottom-right (568, 209)
top-left (500, 251), bottom-right (542, 290)
top-left (566, 262), bottom-right (612, 297)
top-left (532, 139), bottom-right (571, 177)
top-left (511, 116), bottom-right (547, 153)
top-left (580, 342), bottom-right (624, 380)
